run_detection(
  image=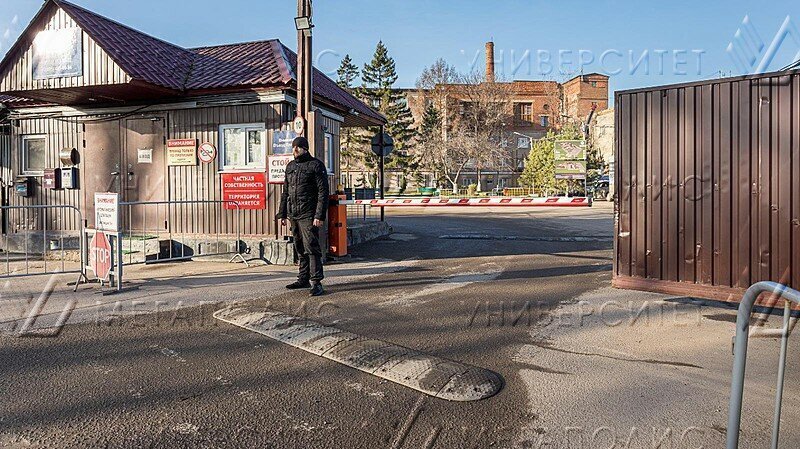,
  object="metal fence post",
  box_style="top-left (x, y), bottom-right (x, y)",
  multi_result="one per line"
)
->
top-left (727, 281), bottom-right (800, 449)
